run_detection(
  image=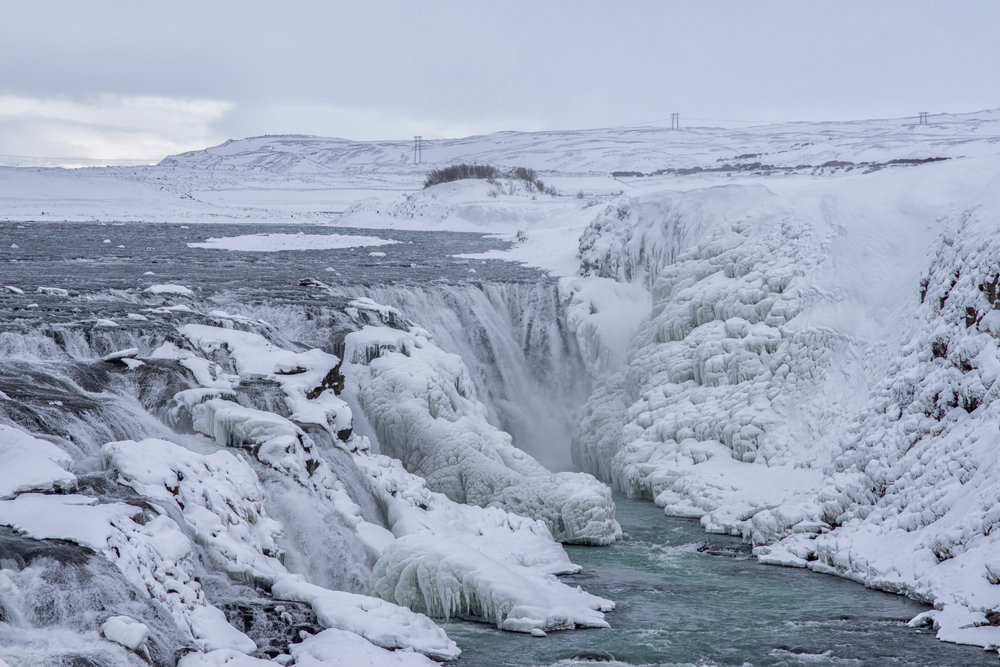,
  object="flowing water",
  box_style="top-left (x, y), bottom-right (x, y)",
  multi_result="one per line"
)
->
top-left (443, 495), bottom-right (993, 666)
top-left (0, 222), bottom-right (995, 665)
